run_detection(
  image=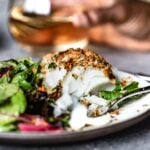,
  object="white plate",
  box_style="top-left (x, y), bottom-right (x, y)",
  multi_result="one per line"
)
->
top-left (0, 70), bottom-right (149, 145)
